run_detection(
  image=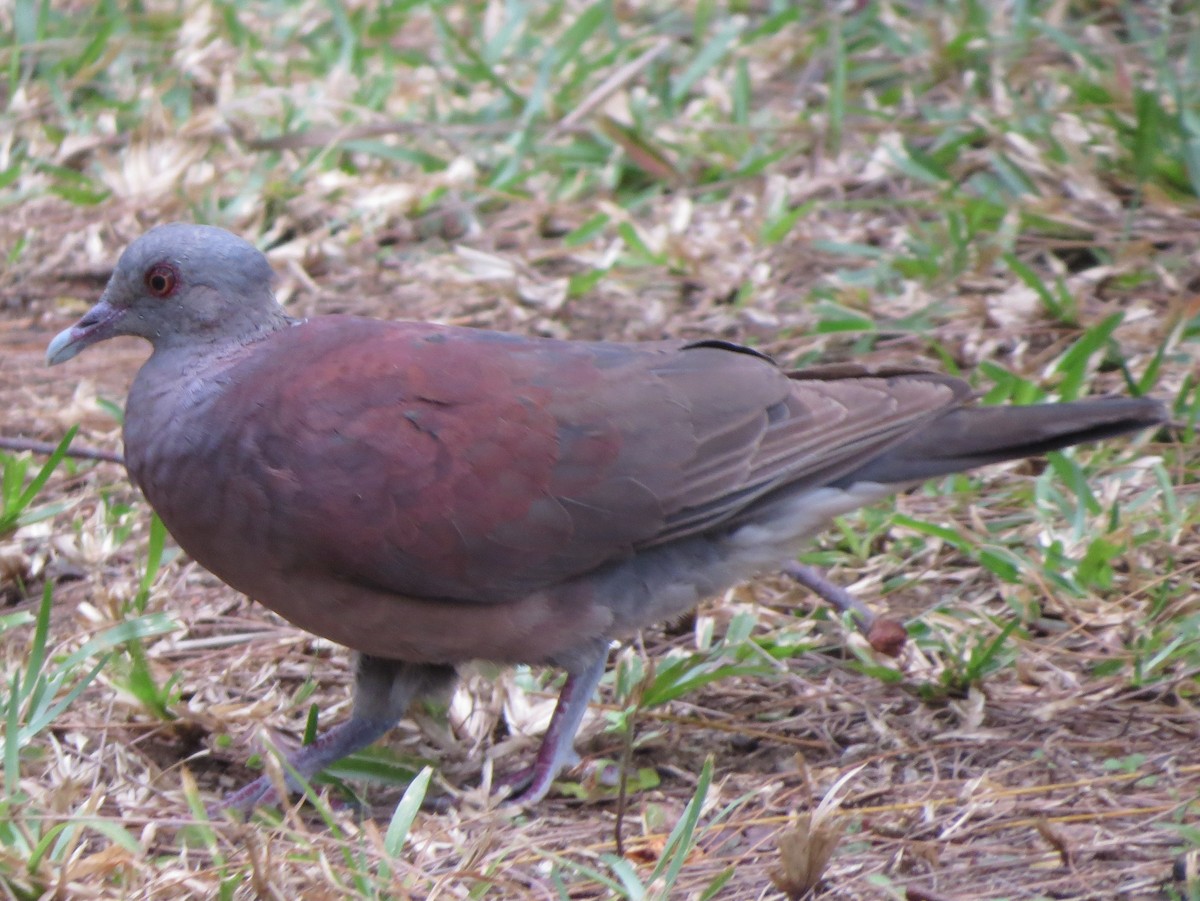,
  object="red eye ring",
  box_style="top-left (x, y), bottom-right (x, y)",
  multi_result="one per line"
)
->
top-left (144, 264), bottom-right (178, 298)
